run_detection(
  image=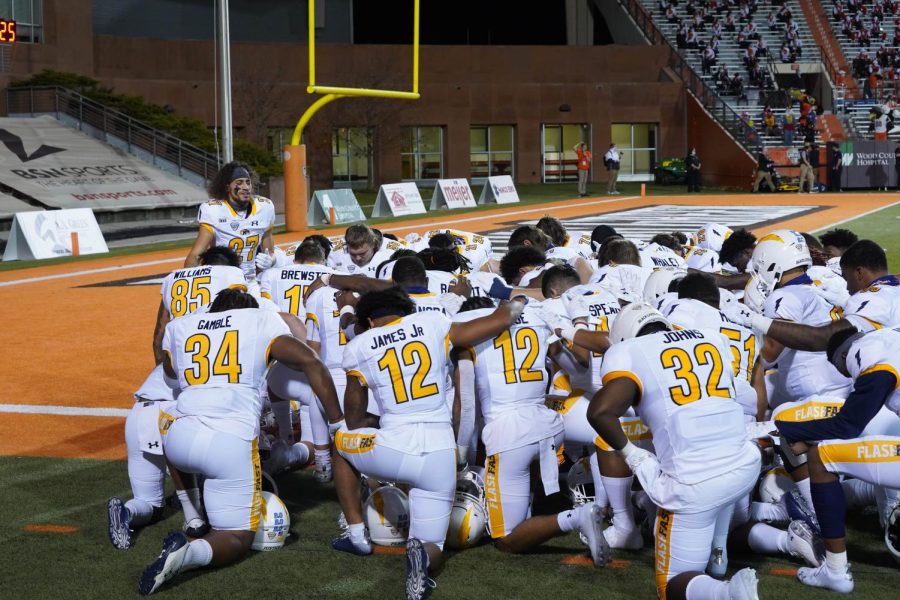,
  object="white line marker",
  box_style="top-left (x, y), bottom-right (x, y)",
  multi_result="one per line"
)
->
top-left (0, 404), bottom-right (129, 417)
top-left (0, 257), bottom-right (183, 288)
